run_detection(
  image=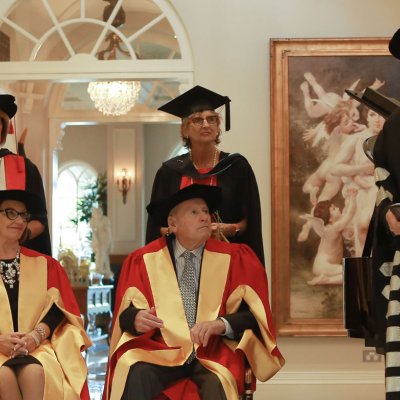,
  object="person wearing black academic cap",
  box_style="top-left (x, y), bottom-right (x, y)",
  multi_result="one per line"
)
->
top-left (146, 85), bottom-right (265, 264)
top-left (103, 184), bottom-right (283, 400)
top-left (0, 94), bottom-right (52, 255)
top-left (0, 187), bottom-right (91, 400)
top-left (367, 28), bottom-right (400, 400)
